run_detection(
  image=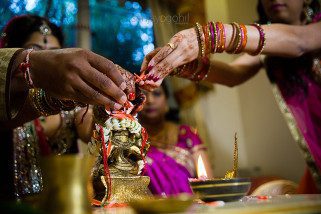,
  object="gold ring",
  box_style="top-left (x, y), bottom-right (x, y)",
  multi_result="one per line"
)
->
top-left (167, 42), bottom-right (176, 49)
